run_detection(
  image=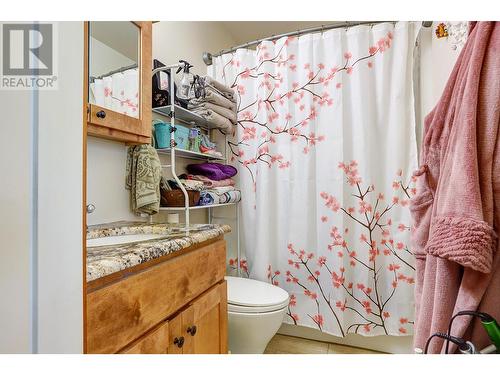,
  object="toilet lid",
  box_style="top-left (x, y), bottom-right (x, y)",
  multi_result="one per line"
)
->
top-left (225, 276), bottom-right (289, 310)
